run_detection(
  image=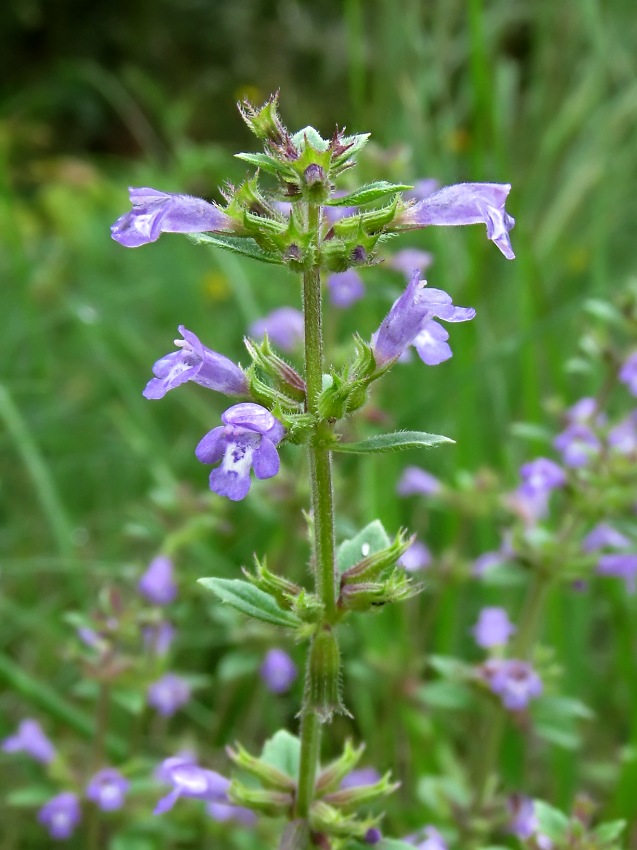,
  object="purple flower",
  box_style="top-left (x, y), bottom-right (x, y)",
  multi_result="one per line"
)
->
top-left (340, 767), bottom-right (382, 789)
top-left (371, 272), bottom-right (475, 368)
top-left (327, 270), bottom-right (365, 308)
top-left (472, 551), bottom-right (506, 577)
top-left (249, 307), bottom-right (304, 353)
top-left (399, 540), bottom-right (432, 572)
top-left (38, 792), bottom-right (81, 840)
top-left (518, 458), bottom-right (566, 497)
top-left (365, 827), bottom-right (383, 844)
top-left (388, 248), bottom-right (434, 279)
top-left (582, 523), bottom-right (631, 552)
top-left (481, 659), bottom-right (543, 711)
top-left (147, 673), bottom-right (191, 716)
top-left (143, 621), bottom-right (176, 656)
top-left (412, 320), bottom-right (458, 366)
top-left (566, 397), bottom-right (598, 424)
top-left (508, 796), bottom-right (553, 850)
top-left (196, 403), bottom-right (285, 501)
top-left (597, 554), bottom-right (637, 593)
top-left (260, 648), bottom-right (298, 694)
top-left (86, 768), bottom-right (129, 811)
top-left (155, 757), bottom-right (230, 815)
top-left (397, 182), bottom-right (515, 259)
top-left (111, 187), bottom-right (234, 248)
top-left (553, 423), bottom-right (601, 467)
top-left (608, 414), bottom-right (637, 455)
top-left (144, 326), bottom-right (248, 400)
top-left (138, 555), bottom-right (177, 605)
top-left (2, 719), bottom-right (56, 764)
top-left (404, 179), bottom-right (440, 202)
top-left (619, 353), bottom-right (637, 396)
top-left (404, 825), bottom-right (448, 850)
top-left (472, 607), bottom-right (516, 648)
top-left (397, 465), bottom-right (441, 496)
top-left (208, 801), bottom-right (258, 826)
